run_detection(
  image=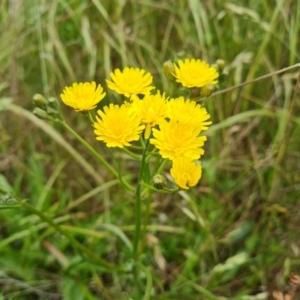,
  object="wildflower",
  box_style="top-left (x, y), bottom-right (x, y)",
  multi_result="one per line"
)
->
top-left (131, 91), bottom-right (167, 139)
top-left (106, 67), bottom-right (154, 97)
top-left (173, 58), bottom-right (219, 88)
top-left (167, 97), bottom-right (212, 130)
top-left (94, 104), bottom-right (145, 148)
top-left (60, 82), bottom-right (106, 111)
top-left (150, 119), bottom-right (207, 161)
top-left (170, 158), bottom-right (202, 190)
